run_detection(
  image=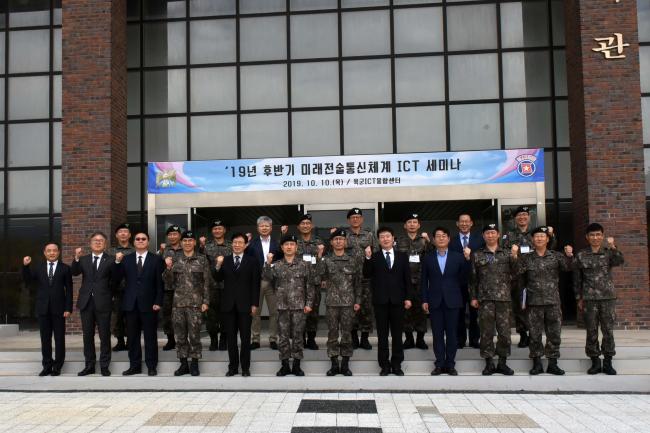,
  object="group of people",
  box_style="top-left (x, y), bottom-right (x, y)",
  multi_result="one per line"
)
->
top-left (23, 206), bottom-right (624, 378)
